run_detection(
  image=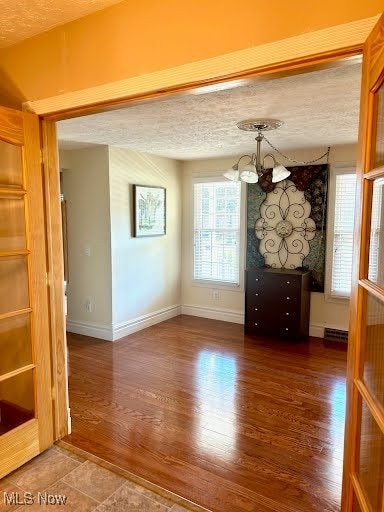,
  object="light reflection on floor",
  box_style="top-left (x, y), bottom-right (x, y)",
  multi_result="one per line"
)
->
top-left (328, 378), bottom-right (347, 489)
top-left (195, 350), bottom-right (237, 460)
